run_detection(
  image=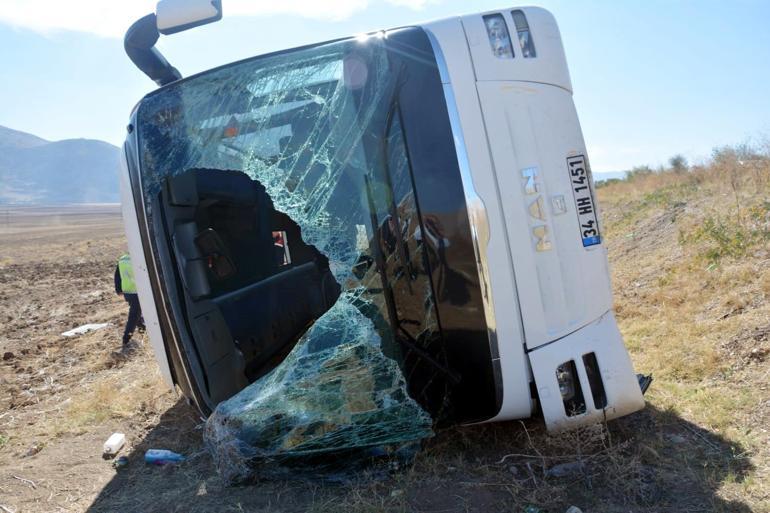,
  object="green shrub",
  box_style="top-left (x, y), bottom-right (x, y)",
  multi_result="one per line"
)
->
top-left (683, 202), bottom-right (770, 264)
